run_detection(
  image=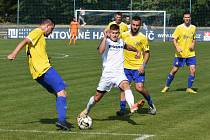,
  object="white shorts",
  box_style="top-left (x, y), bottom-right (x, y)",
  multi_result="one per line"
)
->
top-left (96, 70), bottom-right (128, 92)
